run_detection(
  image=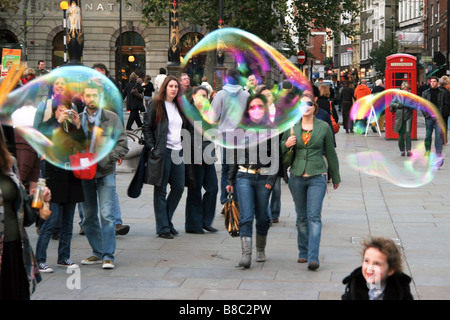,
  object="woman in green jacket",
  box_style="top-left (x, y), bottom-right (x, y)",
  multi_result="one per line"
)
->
top-left (281, 92), bottom-right (340, 271)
